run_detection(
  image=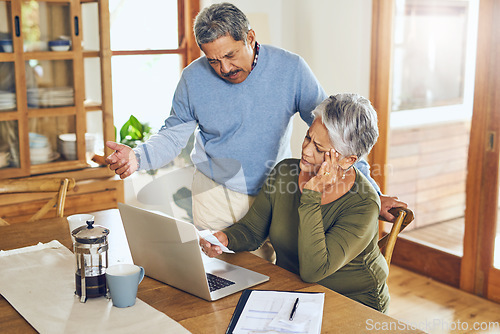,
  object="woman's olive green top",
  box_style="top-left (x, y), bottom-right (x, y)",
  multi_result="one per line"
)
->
top-left (224, 159), bottom-right (390, 312)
